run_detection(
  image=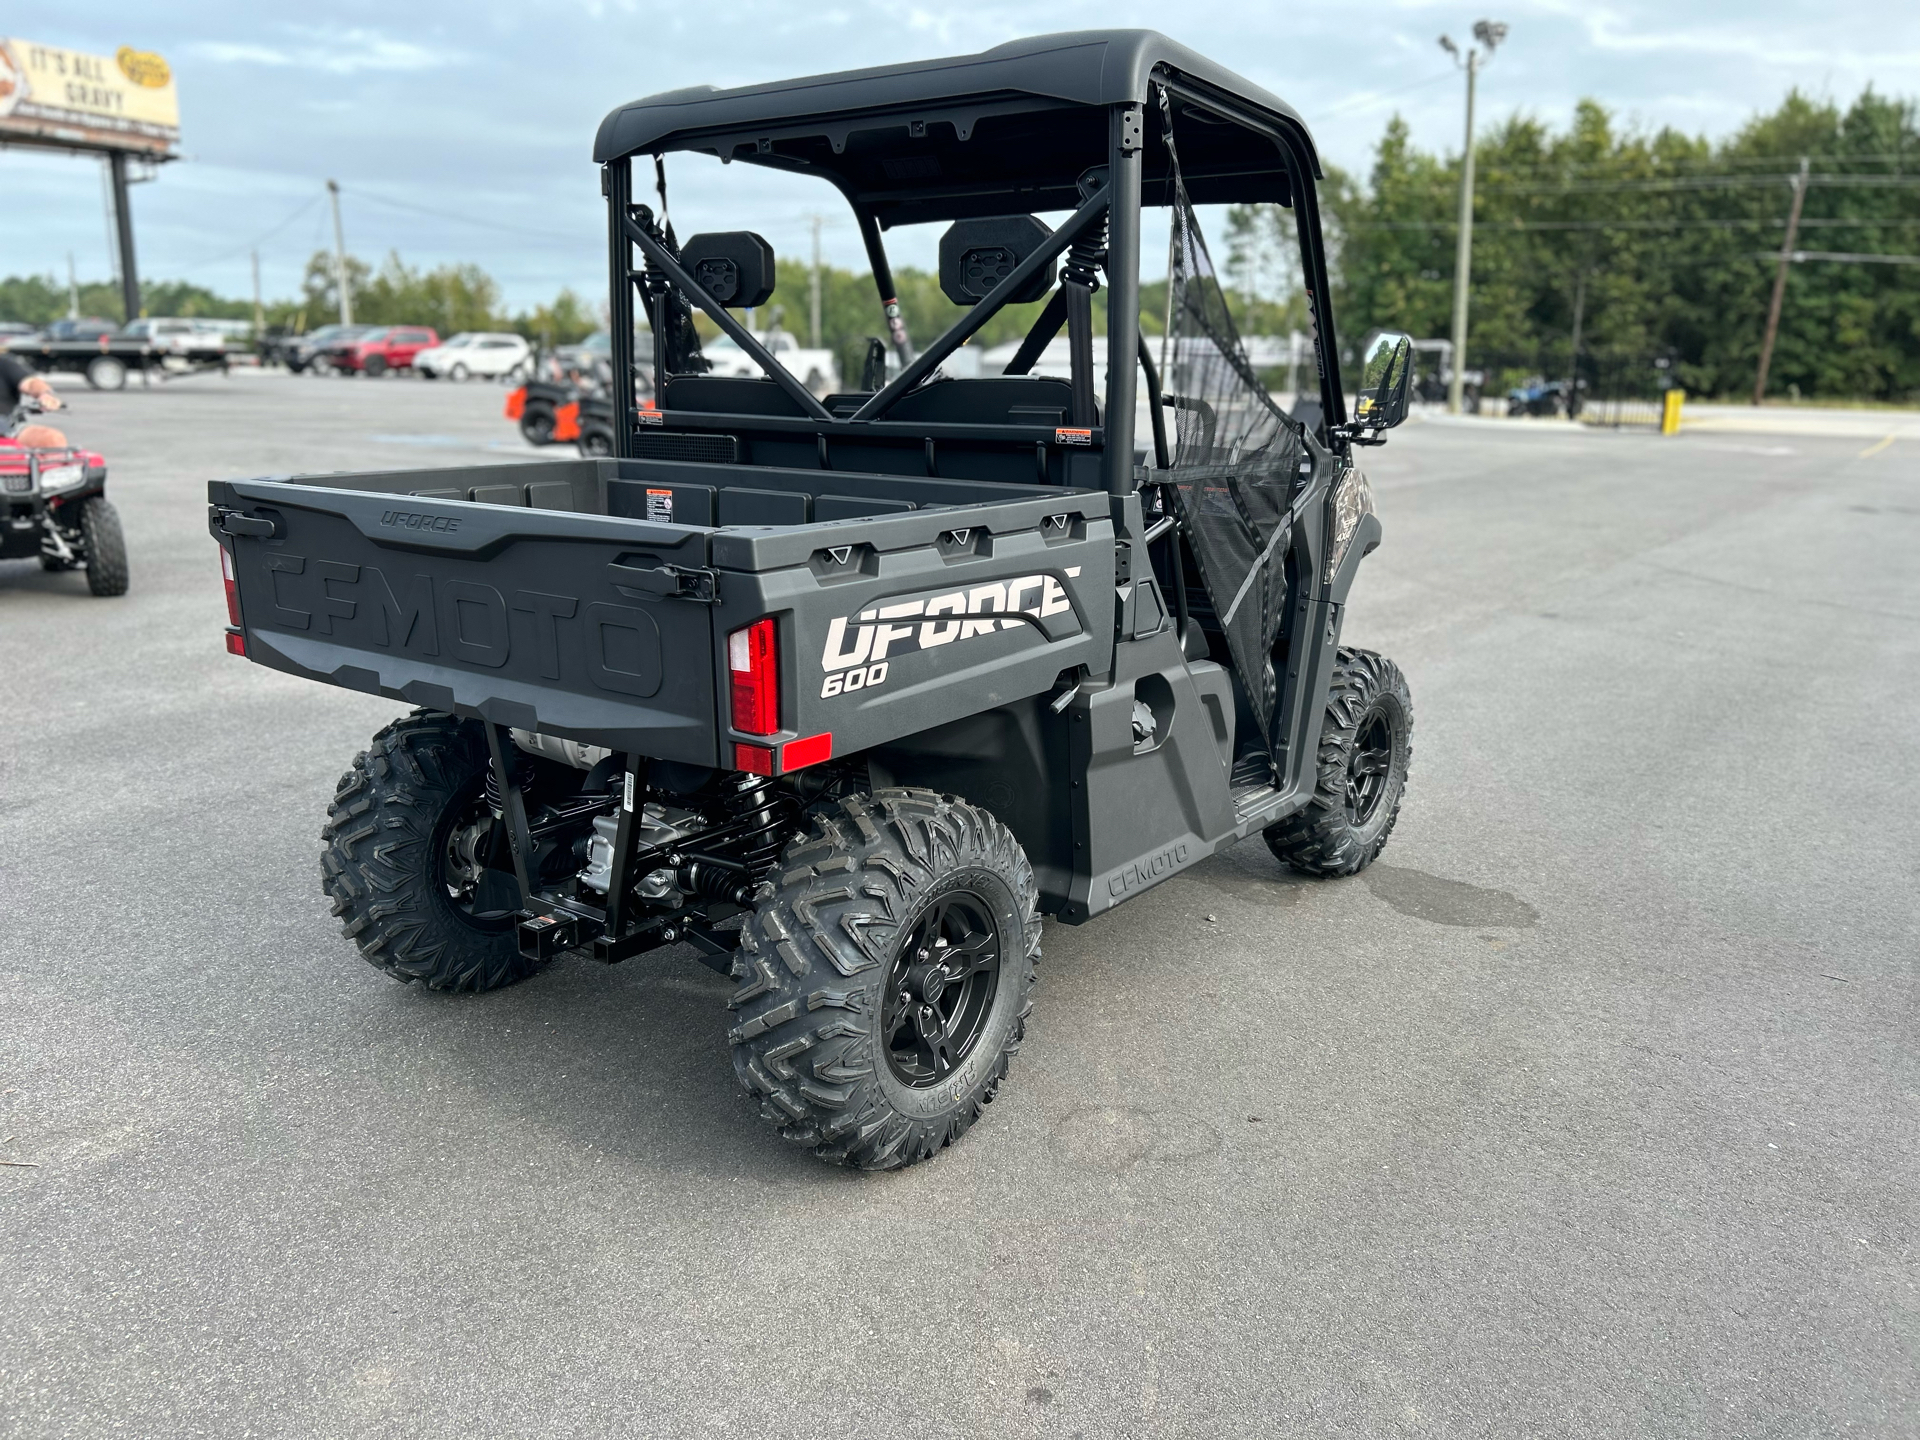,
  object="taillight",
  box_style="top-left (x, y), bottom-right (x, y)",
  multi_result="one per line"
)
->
top-left (220, 544), bottom-right (246, 656)
top-left (220, 546), bottom-right (240, 622)
top-left (728, 618), bottom-right (778, 735)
